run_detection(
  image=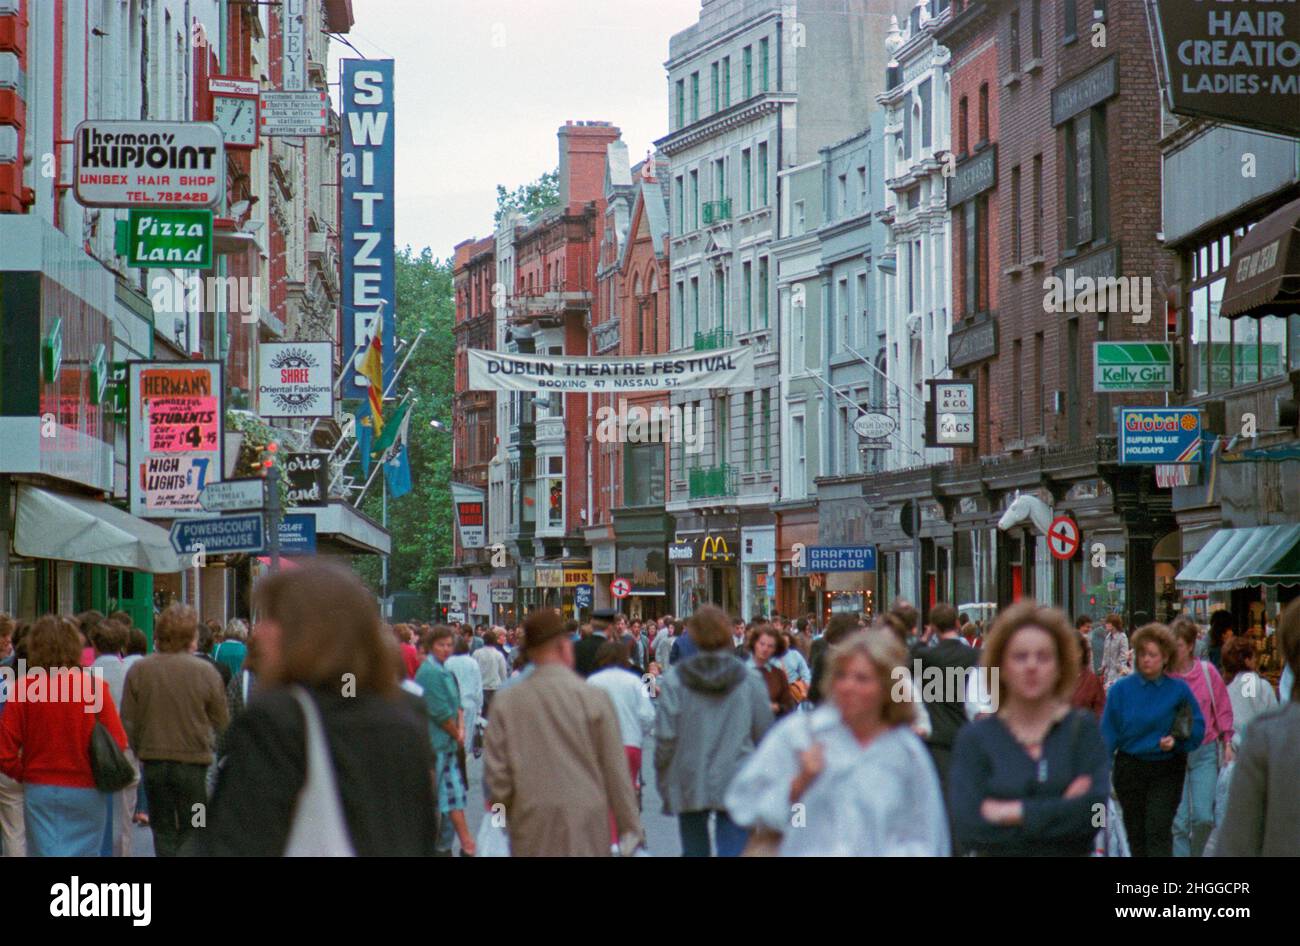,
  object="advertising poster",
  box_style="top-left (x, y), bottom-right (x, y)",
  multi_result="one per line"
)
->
top-left (129, 362), bottom-right (224, 517)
